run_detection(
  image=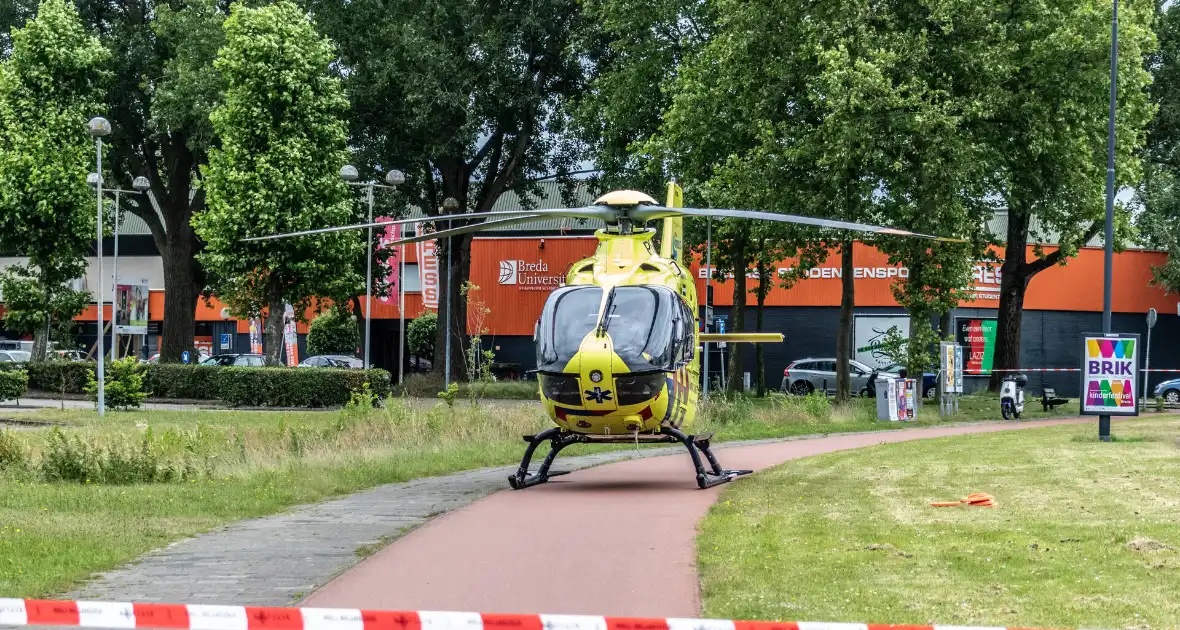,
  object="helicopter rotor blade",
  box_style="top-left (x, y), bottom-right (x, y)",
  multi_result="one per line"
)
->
top-left (239, 206), bottom-right (619, 242)
top-left (385, 214), bottom-right (550, 246)
top-left (632, 205), bottom-right (965, 242)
